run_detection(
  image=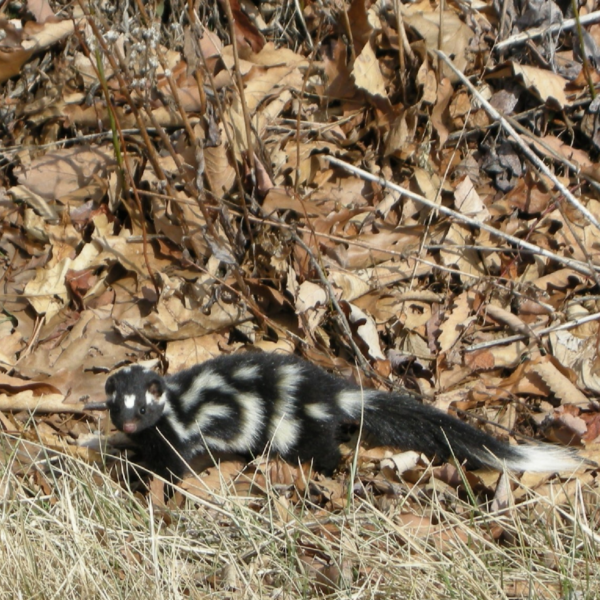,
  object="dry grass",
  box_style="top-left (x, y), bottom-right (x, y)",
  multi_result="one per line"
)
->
top-left (0, 436), bottom-right (598, 599)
